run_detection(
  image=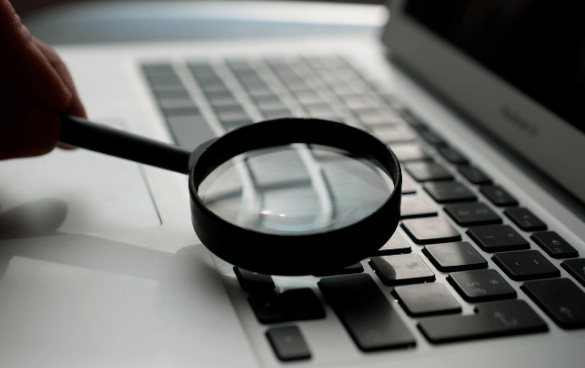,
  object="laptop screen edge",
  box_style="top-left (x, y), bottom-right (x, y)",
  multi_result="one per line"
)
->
top-left (382, 0), bottom-right (585, 205)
